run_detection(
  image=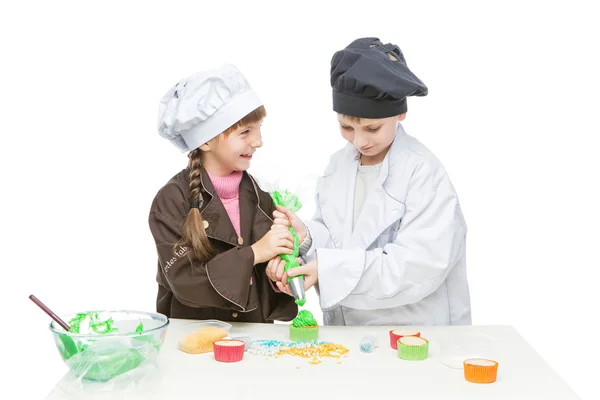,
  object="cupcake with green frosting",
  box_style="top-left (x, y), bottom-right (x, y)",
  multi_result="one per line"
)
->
top-left (289, 310), bottom-right (319, 342)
